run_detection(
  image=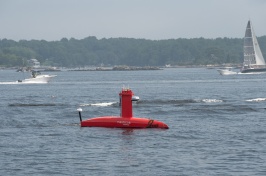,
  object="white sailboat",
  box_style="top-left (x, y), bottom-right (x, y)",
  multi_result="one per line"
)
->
top-left (241, 20), bottom-right (266, 73)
